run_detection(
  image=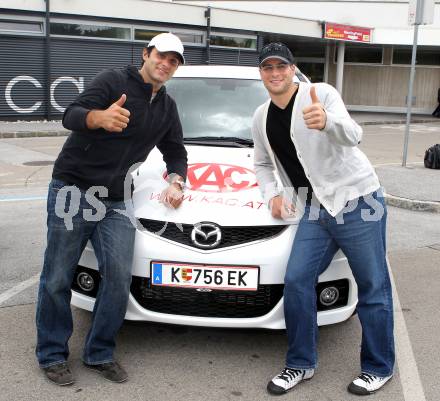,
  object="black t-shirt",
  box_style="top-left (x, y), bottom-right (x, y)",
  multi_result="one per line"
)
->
top-left (266, 86), bottom-right (314, 204)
